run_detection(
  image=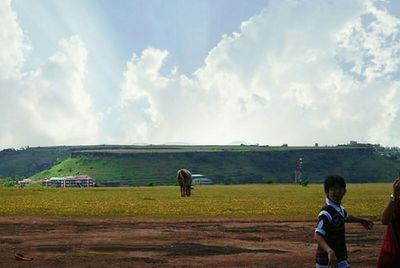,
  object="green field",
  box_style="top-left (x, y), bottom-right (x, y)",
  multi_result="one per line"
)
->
top-left (0, 184), bottom-right (391, 220)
